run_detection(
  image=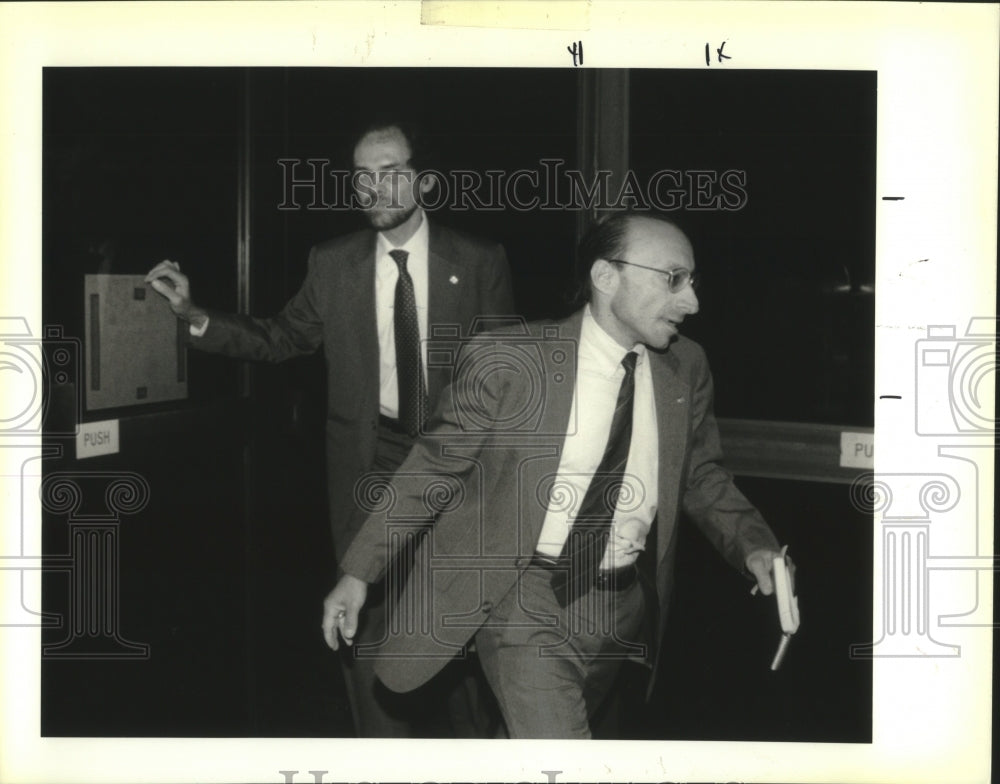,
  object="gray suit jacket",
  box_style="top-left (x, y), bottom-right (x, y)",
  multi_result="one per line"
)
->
top-left (189, 221), bottom-right (514, 557)
top-left (341, 309), bottom-right (779, 695)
